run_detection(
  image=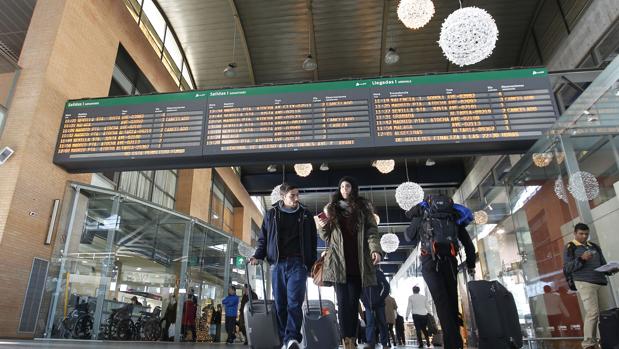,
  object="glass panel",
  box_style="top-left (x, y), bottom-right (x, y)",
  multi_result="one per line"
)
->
top-left (181, 62), bottom-right (193, 90)
top-left (570, 135), bottom-right (619, 209)
top-left (223, 199), bottom-right (234, 234)
top-left (163, 33), bottom-right (183, 70)
top-left (141, 0), bottom-right (166, 43)
top-left (507, 145), bottom-right (583, 340)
